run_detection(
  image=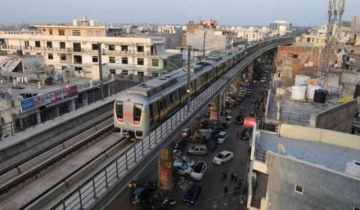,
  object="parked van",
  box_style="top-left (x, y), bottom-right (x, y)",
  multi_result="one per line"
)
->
top-left (188, 144), bottom-right (208, 156)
